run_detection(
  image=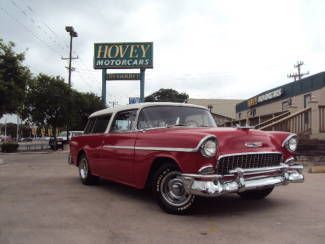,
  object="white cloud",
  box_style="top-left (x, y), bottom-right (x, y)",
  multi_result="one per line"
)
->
top-left (1, 0), bottom-right (324, 105)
